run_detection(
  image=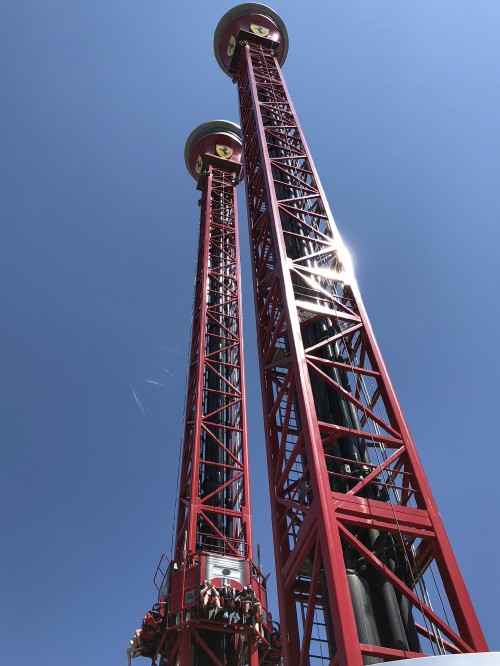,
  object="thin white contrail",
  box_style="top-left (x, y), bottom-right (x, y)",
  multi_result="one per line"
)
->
top-left (130, 382), bottom-right (145, 417)
top-left (143, 378), bottom-right (167, 387)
